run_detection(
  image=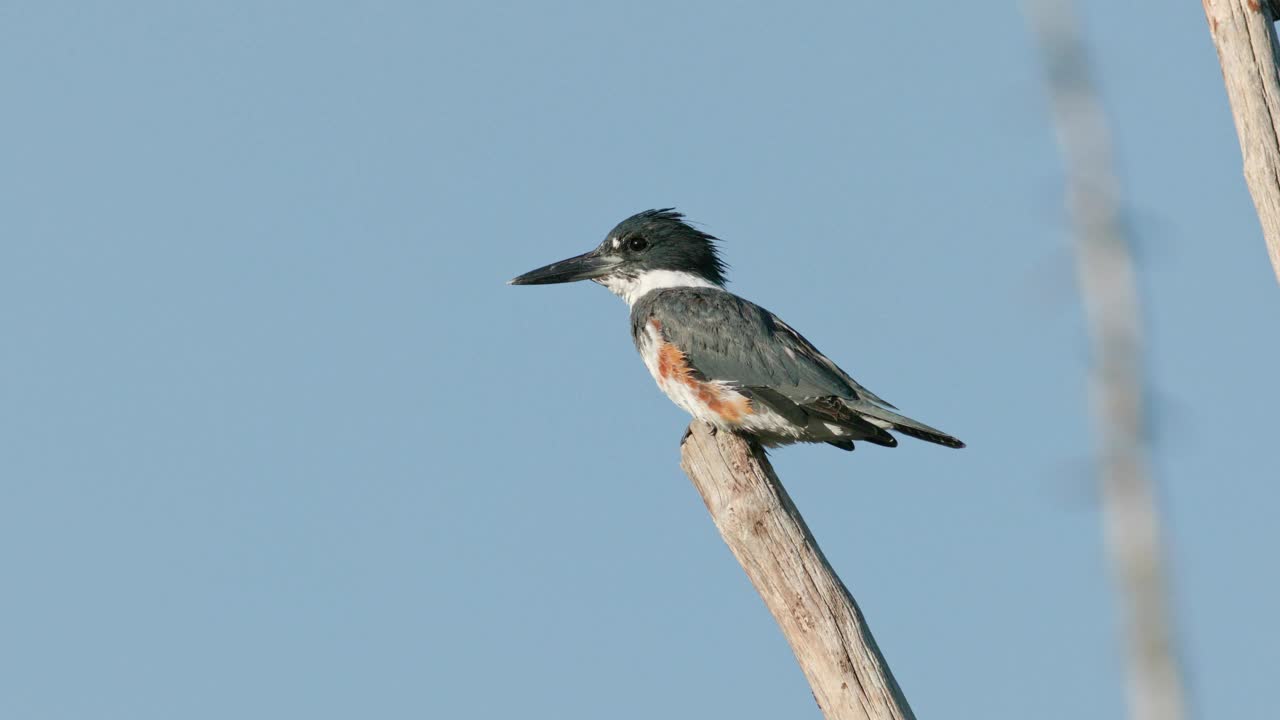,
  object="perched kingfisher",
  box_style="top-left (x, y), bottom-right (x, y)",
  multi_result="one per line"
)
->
top-left (509, 209), bottom-right (963, 451)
